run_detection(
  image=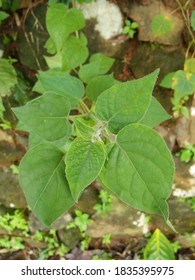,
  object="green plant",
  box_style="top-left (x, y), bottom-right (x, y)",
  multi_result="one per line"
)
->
top-left (93, 190), bottom-right (112, 218)
top-left (178, 197), bottom-right (195, 212)
top-left (67, 210), bottom-right (92, 233)
top-left (122, 19), bottom-right (139, 38)
top-left (0, 210), bottom-right (70, 258)
top-left (67, 210), bottom-right (92, 251)
top-left (176, 144), bottom-right (195, 163)
top-left (13, 3), bottom-right (175, 230)
top-left (0, 10), bottom-right (9, 24)
top-left (10, 164), bottom-right (19, 174)
top-left (102, 233), bottom-right (111, 245)
top-left (160, 58), bottom-right (195, 117)
top-left (33, 229), bottom-right (69, 259)
top-left (0, 210), bottom-right (28, 250)
top-left (0, 58), bottom-right (17, 128)
top-left (0, 0), bottom-right (19, 24)
top-left (143, 228), bottom-right (175, 260)
top-left (159, 4), bottom-right (195, 117)
top-left (91, 250), bottom-right (113, 260)
top-left (171, 241), bottom-right (181, 254)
